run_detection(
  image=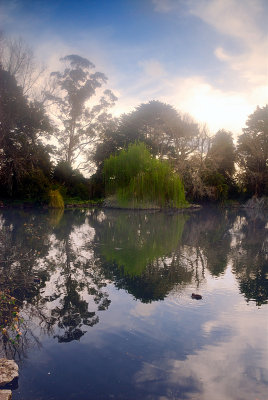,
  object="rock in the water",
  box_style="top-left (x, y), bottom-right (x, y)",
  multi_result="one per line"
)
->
top-left (0, 390), bottom-right (12, 400)
top-left (0, 359), bottom-right (18, 387)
